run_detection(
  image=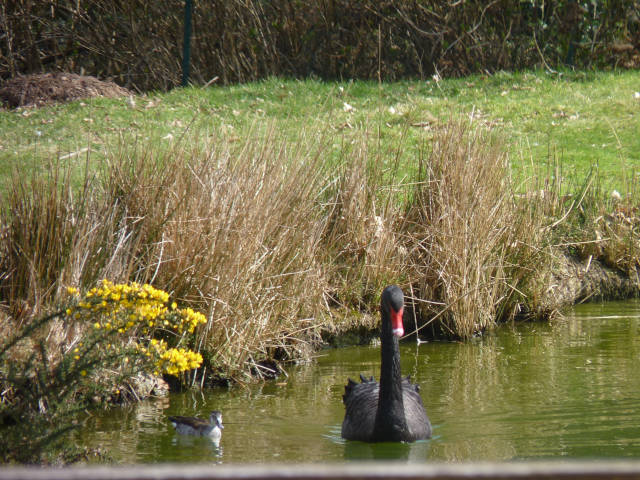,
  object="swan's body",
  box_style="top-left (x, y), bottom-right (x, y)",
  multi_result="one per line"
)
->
top-left (169, 411), bottom-right (223, 440)
top-left (341, 285), bottom-right (431, 442)
top-left (341, 374), bottom-right (431, 442)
